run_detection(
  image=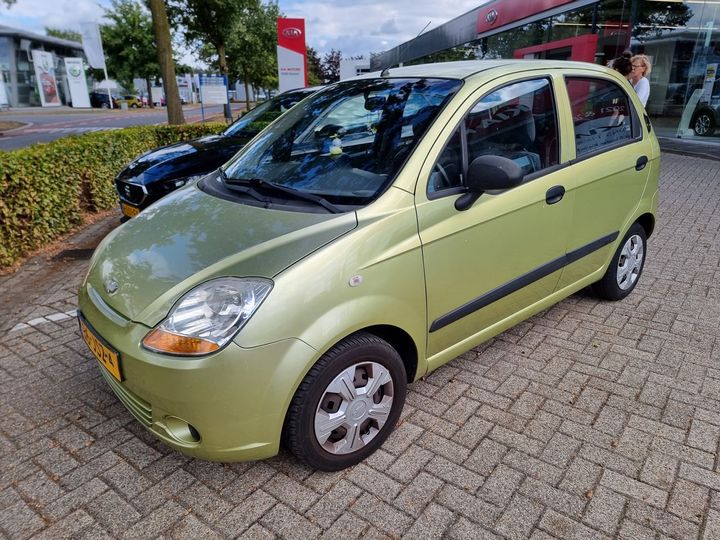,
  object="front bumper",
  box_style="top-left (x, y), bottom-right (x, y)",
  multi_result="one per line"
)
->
top-left (78, 283), bottom-right (318, 462)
